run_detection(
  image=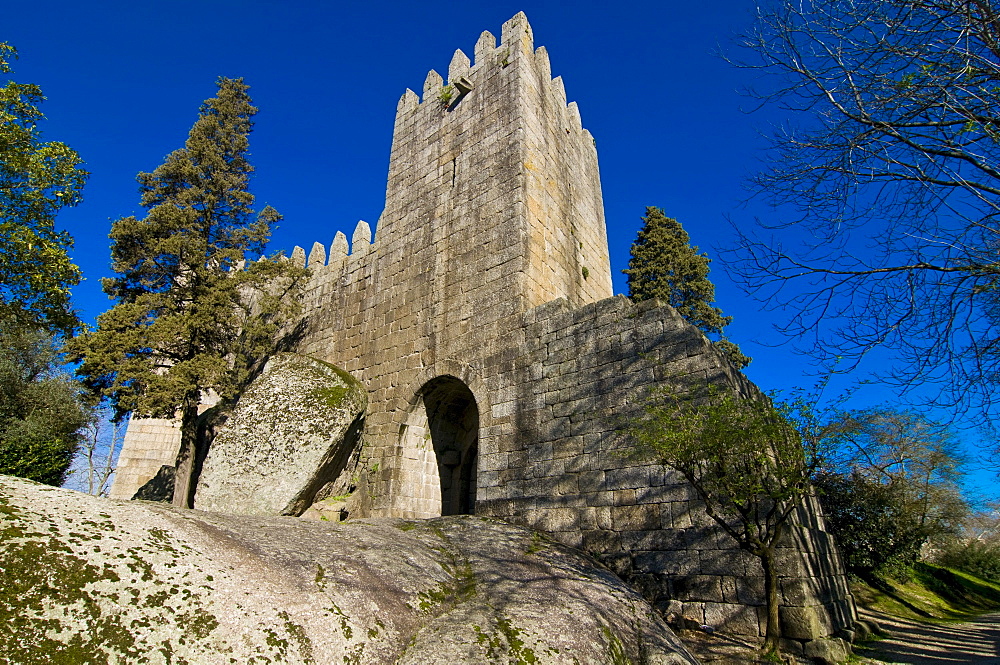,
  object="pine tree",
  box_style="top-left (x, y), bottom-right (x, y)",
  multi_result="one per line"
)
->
top-left (69, 78), bottom-right (305, 506)
top-left (0, 43), bottom-right (87, 336)
top-left (624, 207), bottom-right (750, 368)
